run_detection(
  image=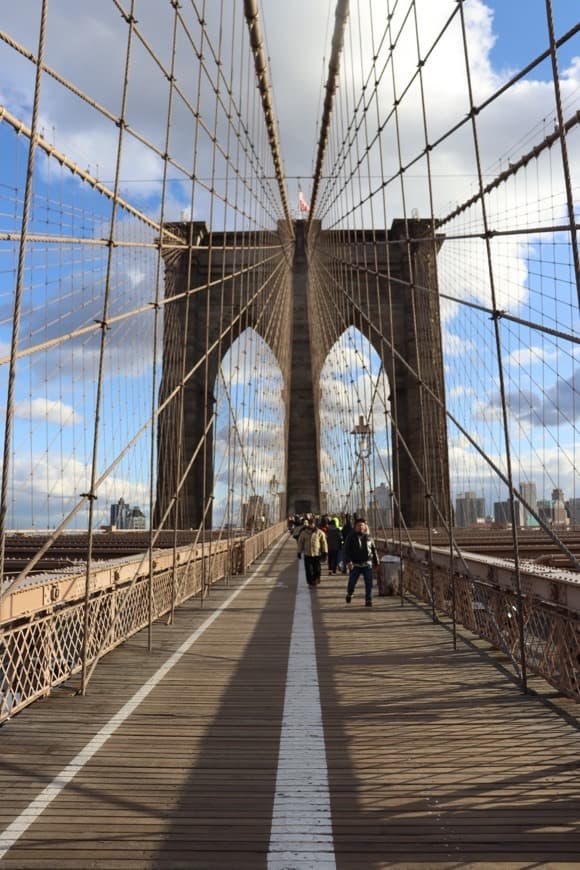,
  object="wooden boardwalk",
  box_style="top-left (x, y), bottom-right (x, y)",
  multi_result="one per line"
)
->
top-left (1, 535), bottom-right (580, 869)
